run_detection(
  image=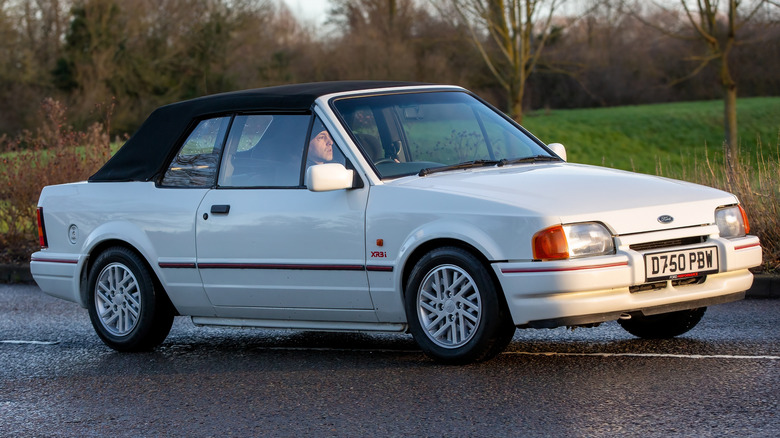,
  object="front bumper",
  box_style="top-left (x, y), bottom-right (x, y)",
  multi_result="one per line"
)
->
top-left (493, 234), bottom-right (762, 328)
